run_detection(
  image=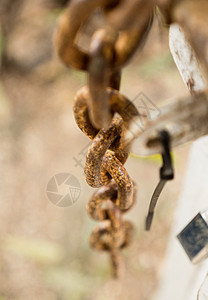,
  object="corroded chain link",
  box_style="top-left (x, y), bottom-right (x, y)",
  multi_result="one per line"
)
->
top-left (55, 0), bottom-right (153, 277)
